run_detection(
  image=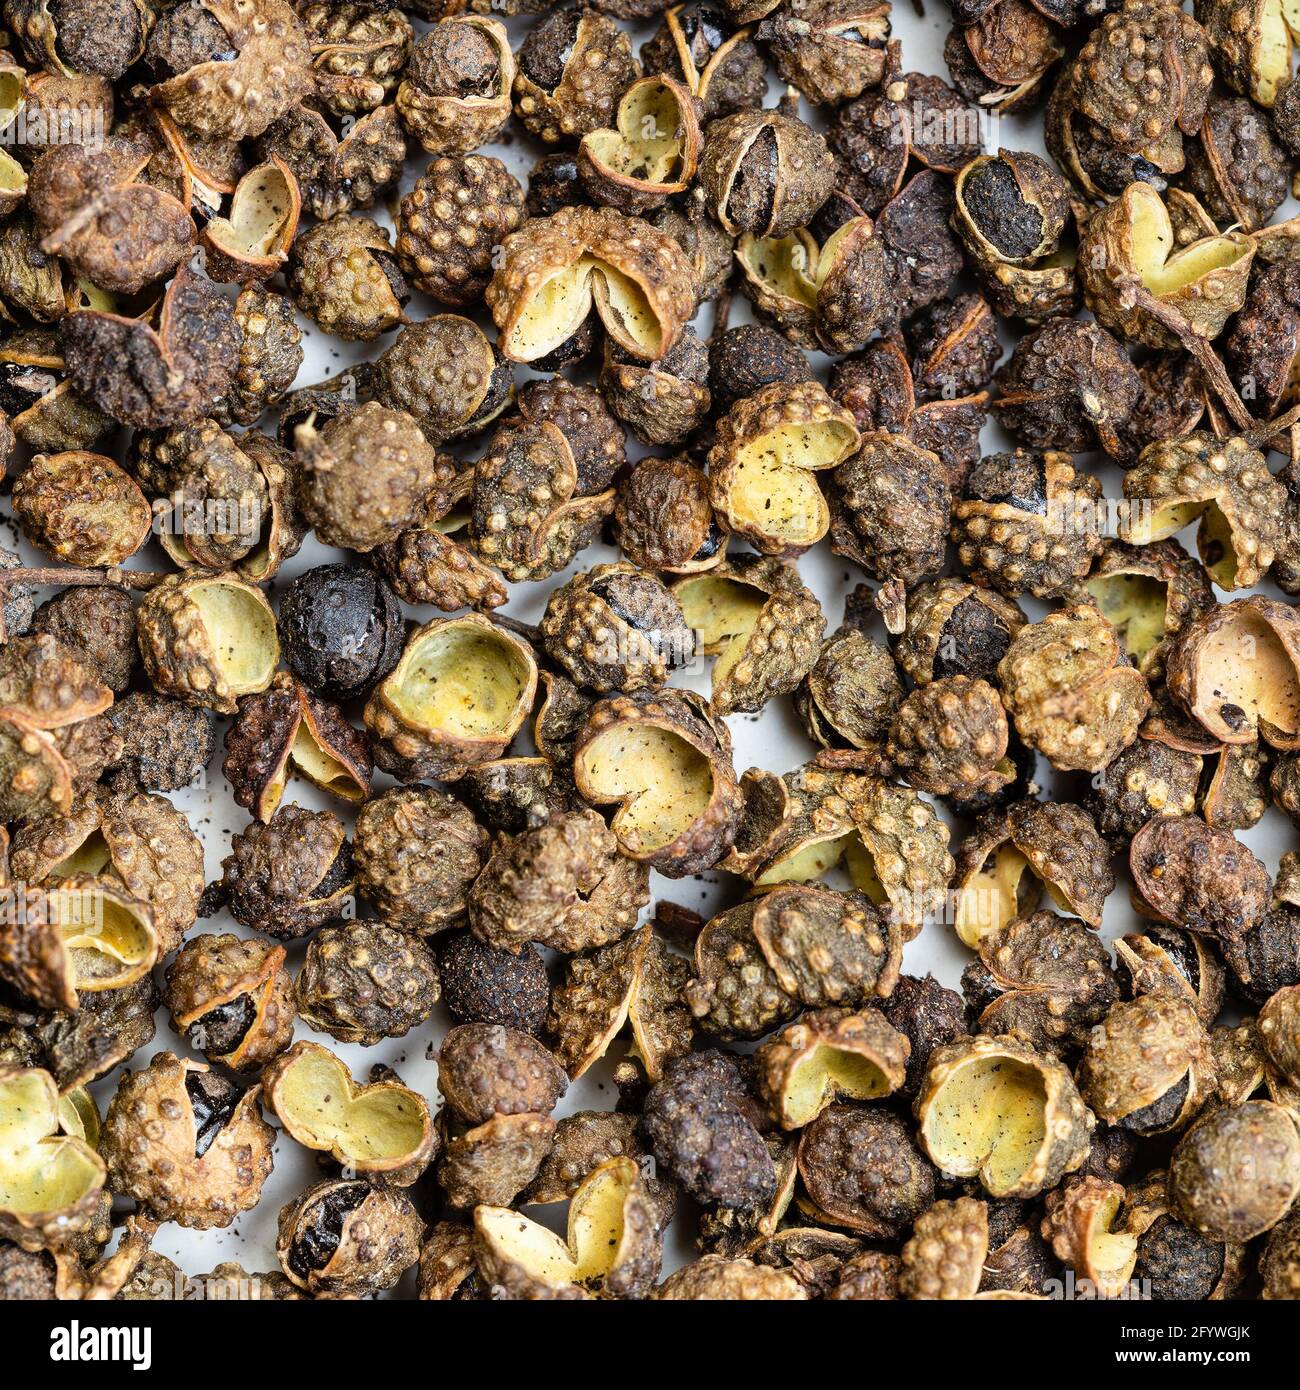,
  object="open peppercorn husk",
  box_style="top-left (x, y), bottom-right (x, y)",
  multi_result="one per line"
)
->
top-left (1079, 182), bottom-right (1254, 350)
top-left (487, 204), bottom-right (697, 365)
